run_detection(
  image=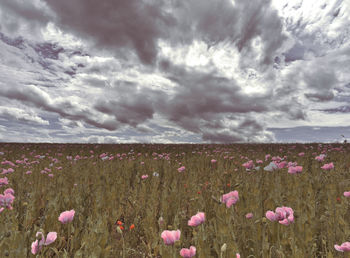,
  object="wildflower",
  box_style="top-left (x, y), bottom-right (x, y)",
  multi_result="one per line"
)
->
top-left (288, 166), bottom-right (303, 174)
top-left (129, 224), bottom-right (135, 230)
top-left (180, 246), bottom-right (196, 257)
top-left (344, 191), bottom-right (350, 197)
top-left (178, 166), bottom-right (186, 173)
top-left (245, 213), bottom-right (253, 219)
top-left (141, 174), bottom-right (149, 180)
top-left (334, 242), bottom-right (350, 252)
top-left (31, 231), bottom-right (57, 255)
top-left (220, 190), bottom-right (239, 208)
top-left (58, 210), bottom-right (75, 224)
top-left (0, 177), bottom-right (9, 186)
top-left (242, 160), bottom-right (254, 170)
top-left (321, 162), bottom-right (334, 170)
top-left (161, 230), bottom-right (181, 245)
top-left (265, 206), bottom-right (294, 225)
top-left (188, 212), bottom-right (205, 227)
top-left (3, 188), bottom-right (14, 196)
top-left (211, 159), bottom-right (217, 163)
top-left (0, 192), bottom-right (15, 210)
top-left (315, 154), bottom-right (326, 161)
